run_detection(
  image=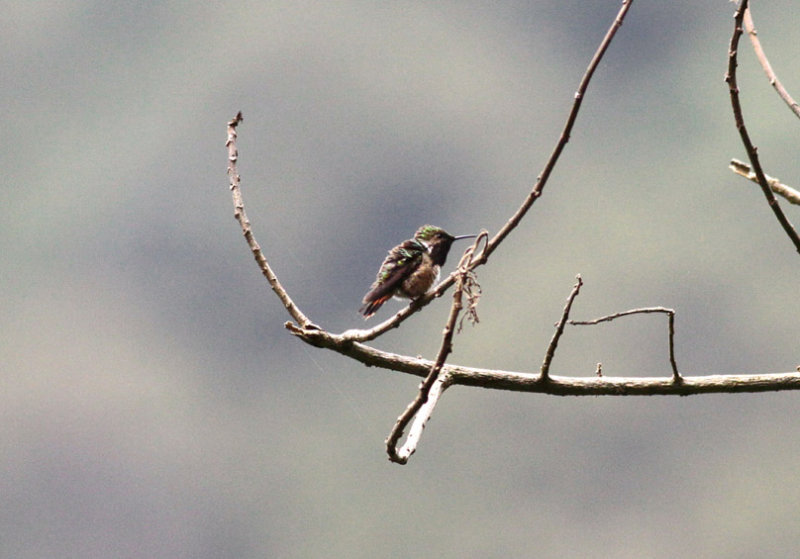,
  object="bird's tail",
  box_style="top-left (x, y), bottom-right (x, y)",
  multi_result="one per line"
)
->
top-left (359, 294), bottom-right (391, 319)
